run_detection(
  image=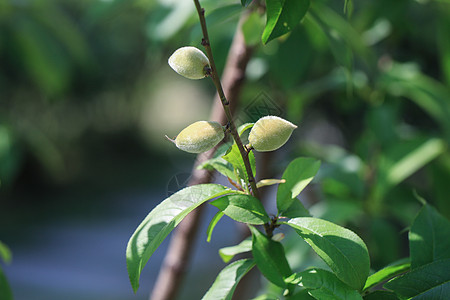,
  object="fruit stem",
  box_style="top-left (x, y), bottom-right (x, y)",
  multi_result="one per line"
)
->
top-left (193, 0), bottom-right (261, 202)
